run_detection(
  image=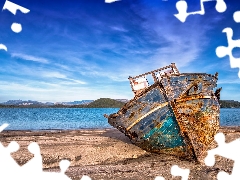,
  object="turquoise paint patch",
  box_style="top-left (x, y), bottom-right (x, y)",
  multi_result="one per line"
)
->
top-left (143, 114), bottom-right (185, 148)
